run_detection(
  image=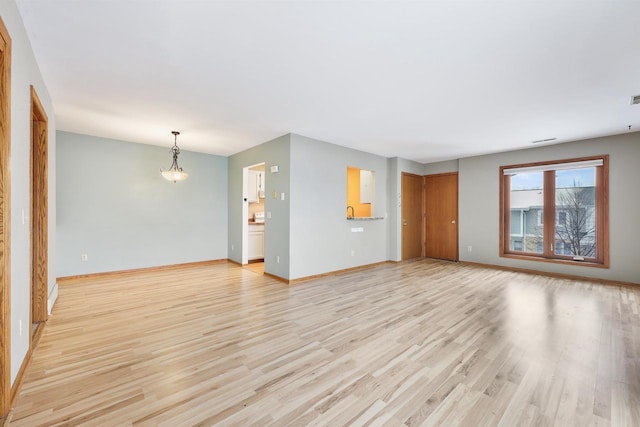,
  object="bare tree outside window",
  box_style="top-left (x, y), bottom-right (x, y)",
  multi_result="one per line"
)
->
top-left (554, 184), bottom-right (596, 257)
